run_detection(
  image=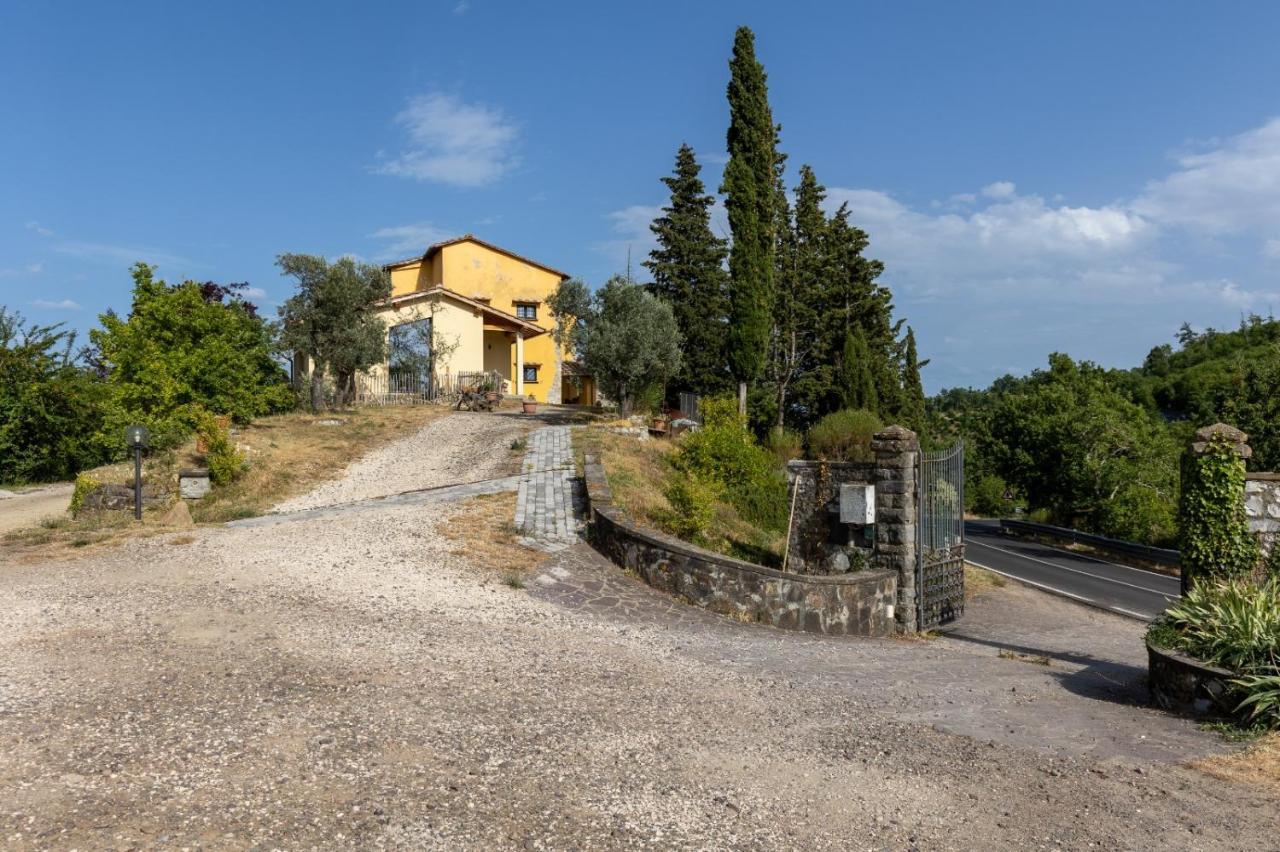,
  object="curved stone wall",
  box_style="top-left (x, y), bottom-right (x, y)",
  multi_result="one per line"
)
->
top-left (1146, 641), bottom-right (1240, 719)
top-left (583, 455), bottom-right (897, 636)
